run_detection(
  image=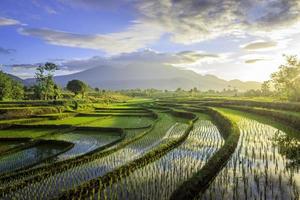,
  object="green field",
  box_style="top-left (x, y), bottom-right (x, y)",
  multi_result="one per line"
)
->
top-left (0, 98), bottom-right (299, 200)
top-left (0, 128), bottom-right (58, 138)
